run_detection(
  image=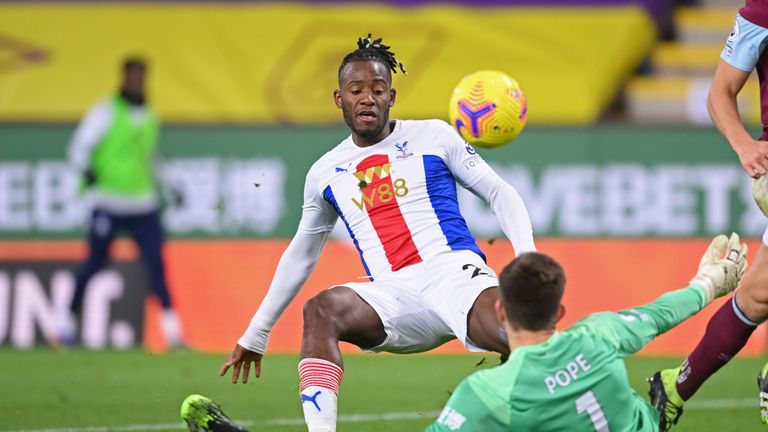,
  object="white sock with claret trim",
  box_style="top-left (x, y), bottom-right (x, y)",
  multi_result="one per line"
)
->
top-left (298, 358), bottom-right (343, 432)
